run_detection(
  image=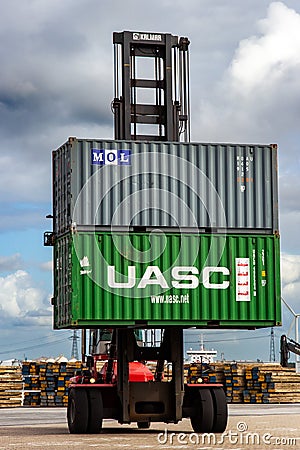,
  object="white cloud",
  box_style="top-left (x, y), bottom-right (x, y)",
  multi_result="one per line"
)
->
top-left (0, 254), bottom-right (23, 272)
top-left (196, 2), bottom-right (300, 143)
top-left (40, 261), bottom-right (53, 272)
top-left (281, 254), bottom-right (300, 313)
top-left (279, 173), bottom-right (300, 213)
top-left (281, 254), bottom-right (300, 284)
top-left (229, 2), bottom-right (300, 95)
top-left (280, 211), bottom-right (300, 254)
top-left (0, 270), bottom-right (51, 325)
